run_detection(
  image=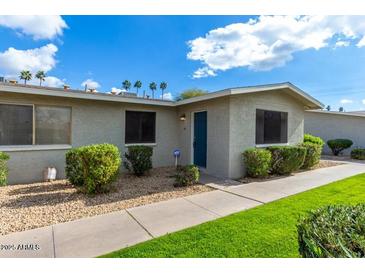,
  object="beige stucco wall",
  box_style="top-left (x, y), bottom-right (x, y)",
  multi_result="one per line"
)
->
top-left (176, 92), bottom-right (306, 179)
top-left (0, 92), bottom-right (178, 184)
top-left (177, 97), bottom-right (231, 178)
top-left (228, 91), bottom-right (305, 179)
top-left (1, 89), bottom-right (309, 184)
top-left (304, 111), bottom-right (365, 155)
